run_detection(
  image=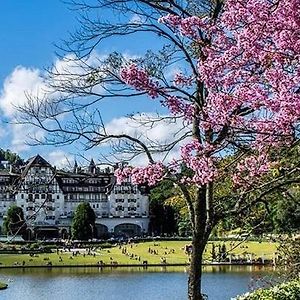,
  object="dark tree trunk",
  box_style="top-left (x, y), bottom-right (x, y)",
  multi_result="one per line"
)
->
top-left (188, 232), bottom-right (206, 300)
top-left (187, 186), bottom-right (213, 300)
